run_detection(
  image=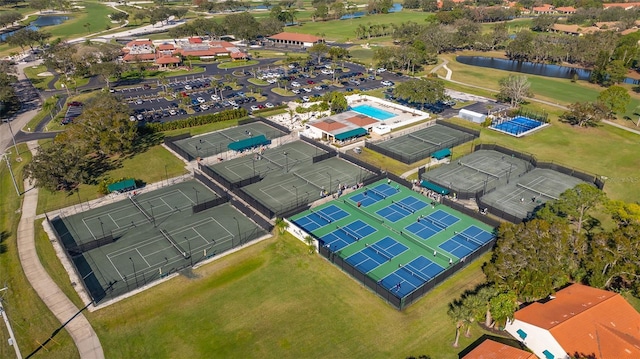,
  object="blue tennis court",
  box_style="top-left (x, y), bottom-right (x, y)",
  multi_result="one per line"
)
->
top-left (345, 237), bottom-right (408, 273)
top-left (438, 225), bottom-right (495, 259)
top-left (350, 183), bottom-right (399, 207)
top-left (380, 256), bottom-right (445, 297)
top-left (293, 204), bottom-right (349, 232)
top-left (405, 218), bottom-right (443, 240)
top-left (376, 203), bottom-right (412, 222)
top-left (429, 209), bottom-right (460, 227)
